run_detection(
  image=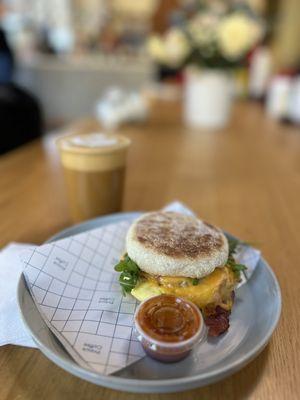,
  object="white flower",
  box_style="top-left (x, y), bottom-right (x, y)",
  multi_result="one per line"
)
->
top-left (188, 13), bottom-right (219, 46)
top-left (217, 13), bottom-right (263, 60)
